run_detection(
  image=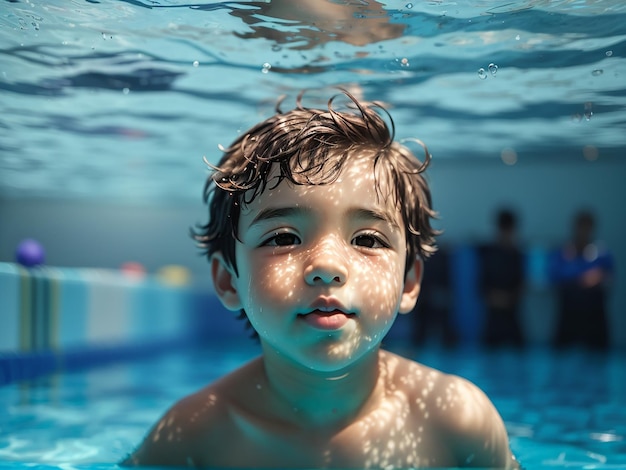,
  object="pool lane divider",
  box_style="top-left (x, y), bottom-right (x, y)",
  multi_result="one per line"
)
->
top-left (4, 265), bottom-right (192, 386)
top-left (0, 261), bottom-right (248, 386)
